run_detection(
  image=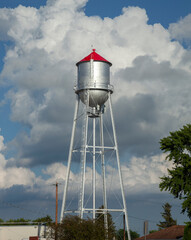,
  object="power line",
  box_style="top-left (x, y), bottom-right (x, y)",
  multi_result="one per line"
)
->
top-left (0, 200), bottom-right (51, 217)
top-left (126, 197), bottom-right (182, 209)
top-left (128, 214), bottom-right (158, 224)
